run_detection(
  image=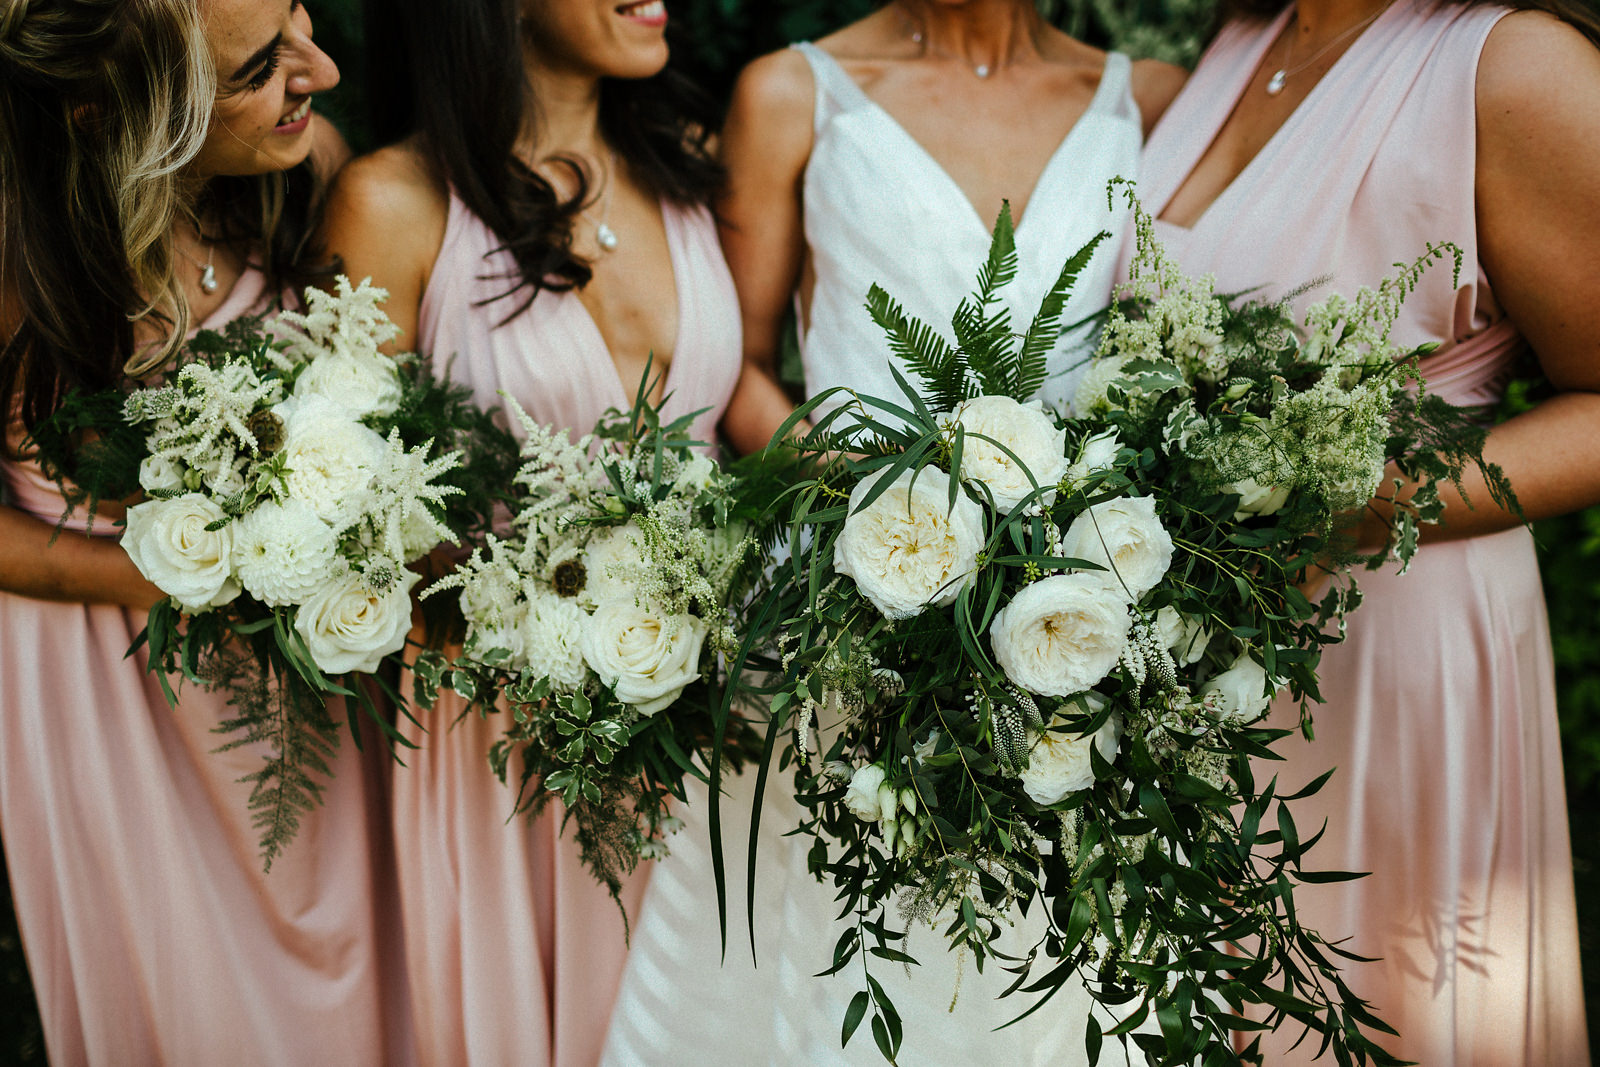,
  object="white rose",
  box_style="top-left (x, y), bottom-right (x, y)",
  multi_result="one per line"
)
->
top-left (834, 466), bottom-right (984, 619)
top-left (122, 494), bottom-right (241, 611)
top-left (274, 395), bottom-right (387, 524)
top-left (948, 395), bottom-right (1068, 514)
top-left (1154, 605), bottom-right (1212, 666)
top-left (520, 591), bottom-right (588, 689)
top-left (294, 566), bottom-right (420, 675)
top-left (581, 598), bottom-right (709, 715)
top-left (843, 763), bottom-right (888, 823)
top-left (582, 522), bottom-right (645, 606)
top-left (1064, 431), bottom-right (1123, 489)
top-left (202, 461), bottom-right (247, 499)
top-left (138, 454), bottom-right (185, 495)
top-left (292, 351), bottom-right (403, 418)
top-left (1020, 701), bottom-right (1122, 806)
top-left (1059, 495), bottom-right (1174, 601)
top-left (990, 574), bottom-right (1133, 697)
top-left (1202, 652), bottom-right (1279, 723)
top-left (231, 499), bottom-right (339, 607)
top-left (1226, 477), bottom-right (1292, 521)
